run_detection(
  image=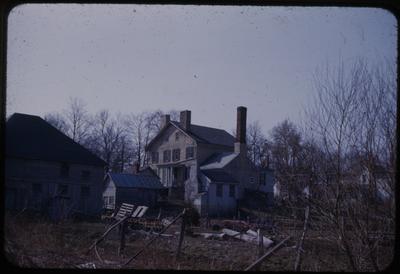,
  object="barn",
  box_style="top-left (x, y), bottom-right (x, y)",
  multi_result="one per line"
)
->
top-left (5, 113), bottom-right (107, 220)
